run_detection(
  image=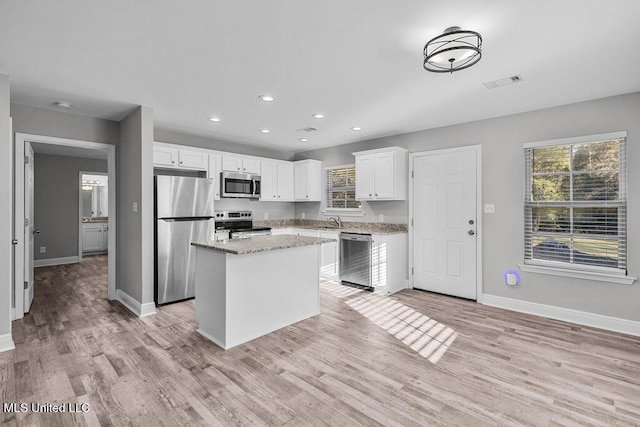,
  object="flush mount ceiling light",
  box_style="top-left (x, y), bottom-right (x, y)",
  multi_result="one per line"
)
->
top-left (259, 129), bottom-right (271, 134)
top-left (351, 126), bottom-right (363, 131)
top-left (53, 101), bottom-right (72, 109)
top-left (259, 95), bottom-right (275, 102)
top-left (312, 113), bottom-right (325, 119)
top-left (423, 26), bottom-right (482, 73)
top-left (207, 116), bottom-right (221, 122)
top-left (299, 138), bottom-right (309, 142)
